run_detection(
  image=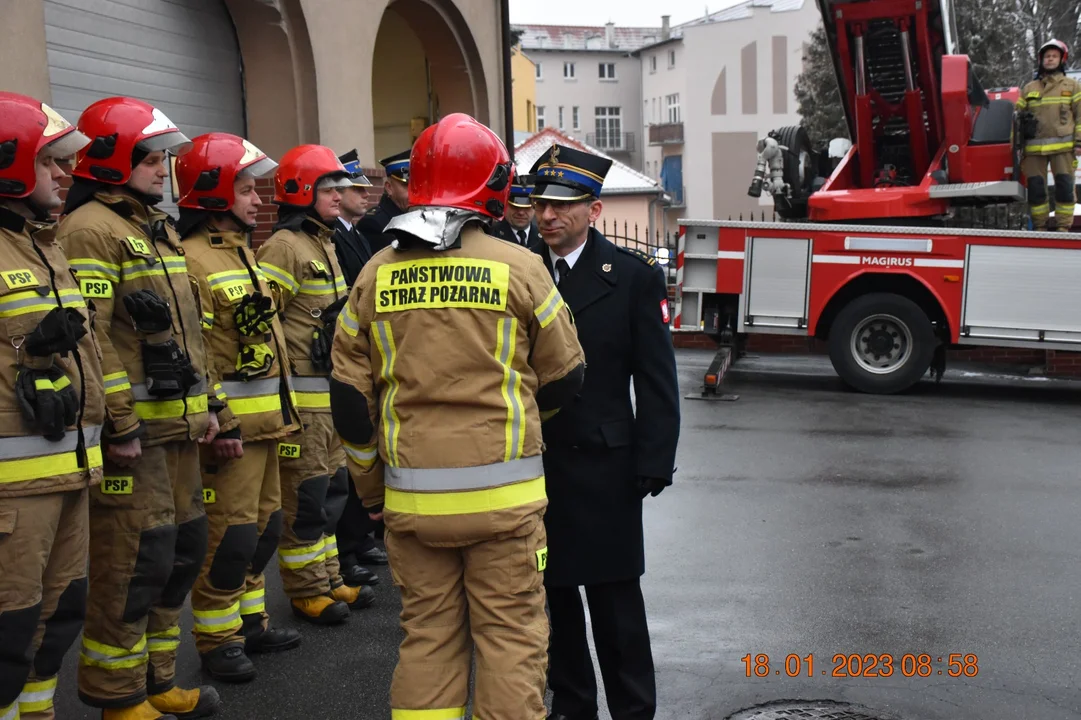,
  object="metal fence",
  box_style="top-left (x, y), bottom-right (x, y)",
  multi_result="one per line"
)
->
top-left (591, 218), bottom-right (679, 287)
